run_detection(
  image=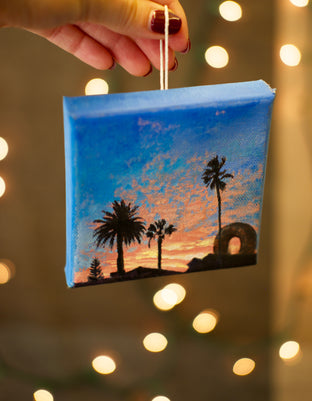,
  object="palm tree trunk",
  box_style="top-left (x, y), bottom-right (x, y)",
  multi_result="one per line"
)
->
top-left (157, 238), bottom-right (162, 270)
top-left (216, 185), bottom-right (222, 256)
top-left (116, 234), bottom-right (125, 275)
